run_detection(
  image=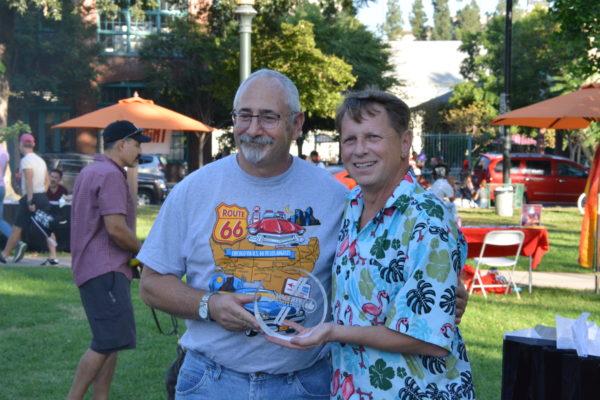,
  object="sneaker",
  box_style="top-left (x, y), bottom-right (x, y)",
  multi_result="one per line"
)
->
top-left (12, 241), bottom-right (27, 263)
top-left (41, 258), bottom-right (59, 266)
